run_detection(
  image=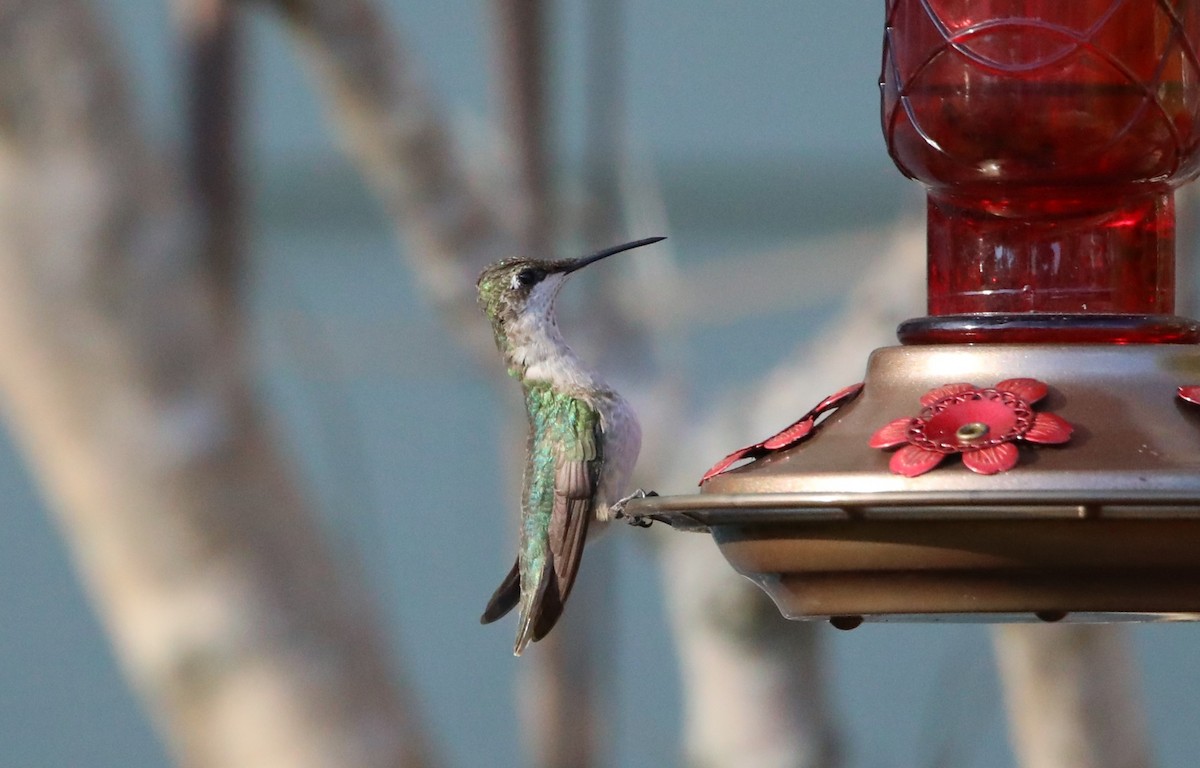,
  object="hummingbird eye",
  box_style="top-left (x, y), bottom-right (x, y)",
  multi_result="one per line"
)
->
top-left (515, 267), bottom-right (543, 288)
